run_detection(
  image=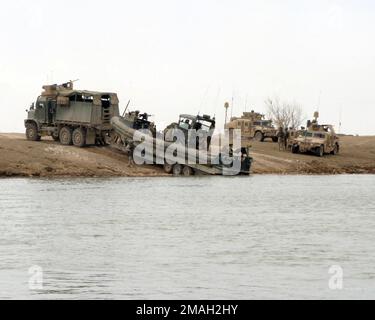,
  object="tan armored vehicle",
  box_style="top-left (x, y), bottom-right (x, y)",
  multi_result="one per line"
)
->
top-left (225, 111), bottom-right (278, 143)
top-left (290, 112), bottom-right (340, 157)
